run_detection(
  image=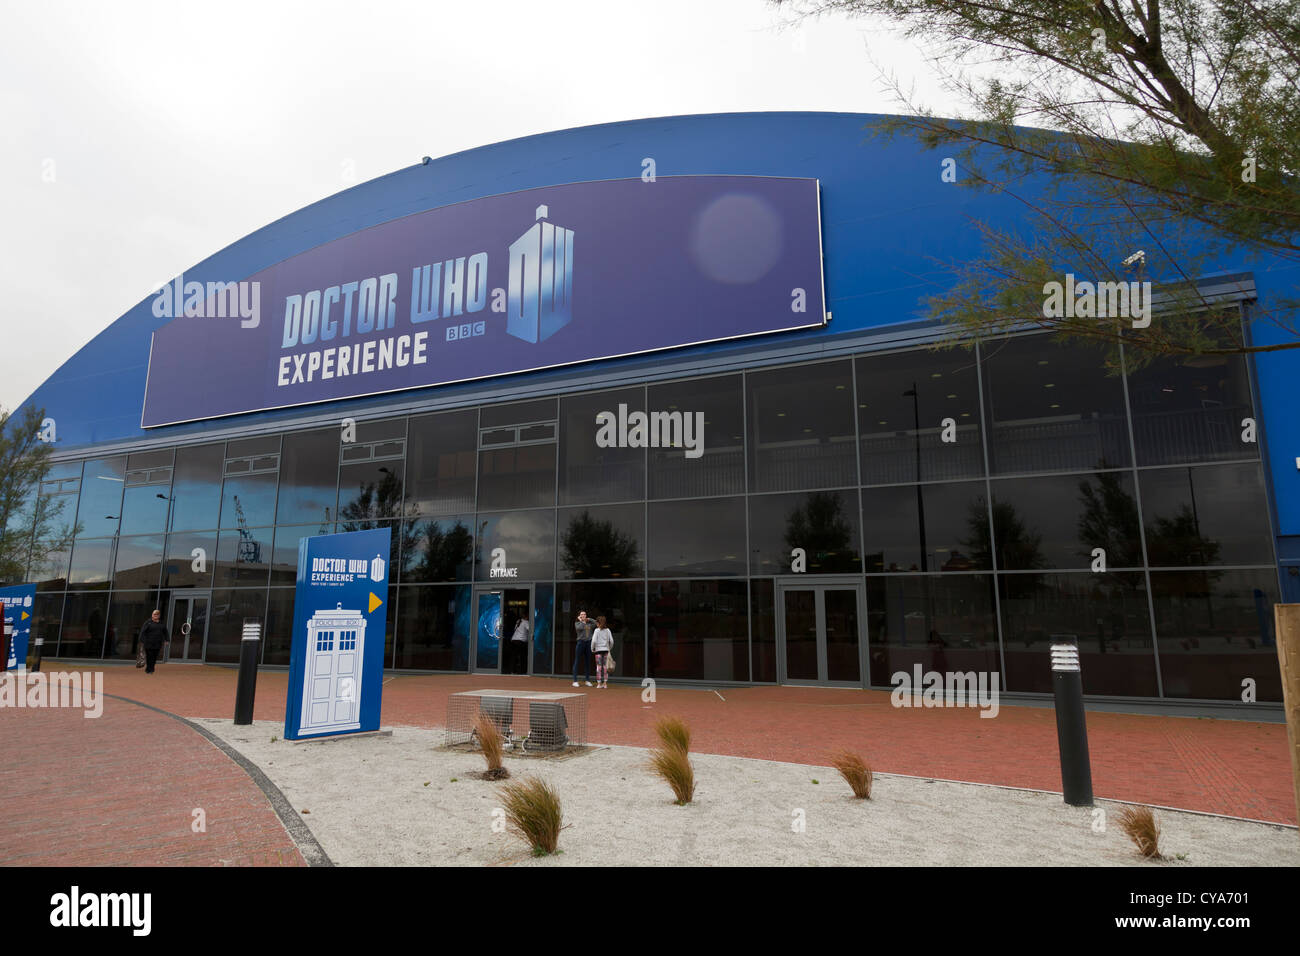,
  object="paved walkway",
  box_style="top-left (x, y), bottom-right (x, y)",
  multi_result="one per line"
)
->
top-left (0, 672), bottom-right (305, 867)
top-left (4, 664), bottom-right (1294, 866)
